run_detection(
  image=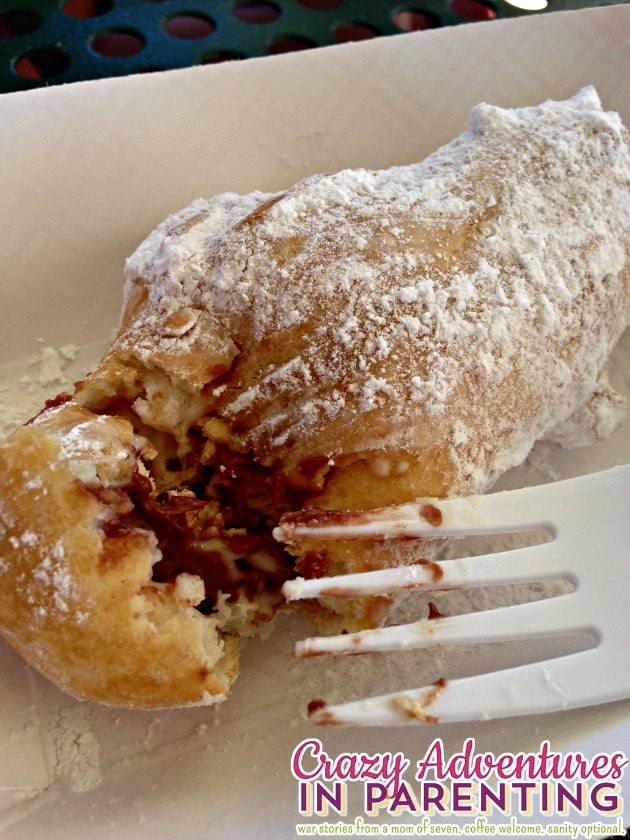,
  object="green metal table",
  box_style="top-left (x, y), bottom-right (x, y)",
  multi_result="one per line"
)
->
top-left (0, 0), bottom-right (626, 93)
